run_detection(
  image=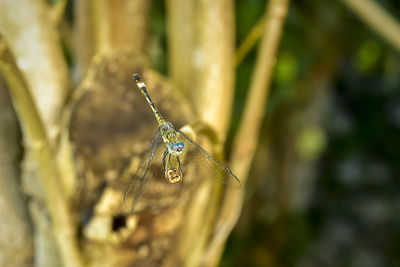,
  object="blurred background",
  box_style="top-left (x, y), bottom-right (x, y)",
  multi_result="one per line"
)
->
top-left (1, 0), bottom-right (399, 266)
top-left (222, 1), bottom-right (400, 267)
